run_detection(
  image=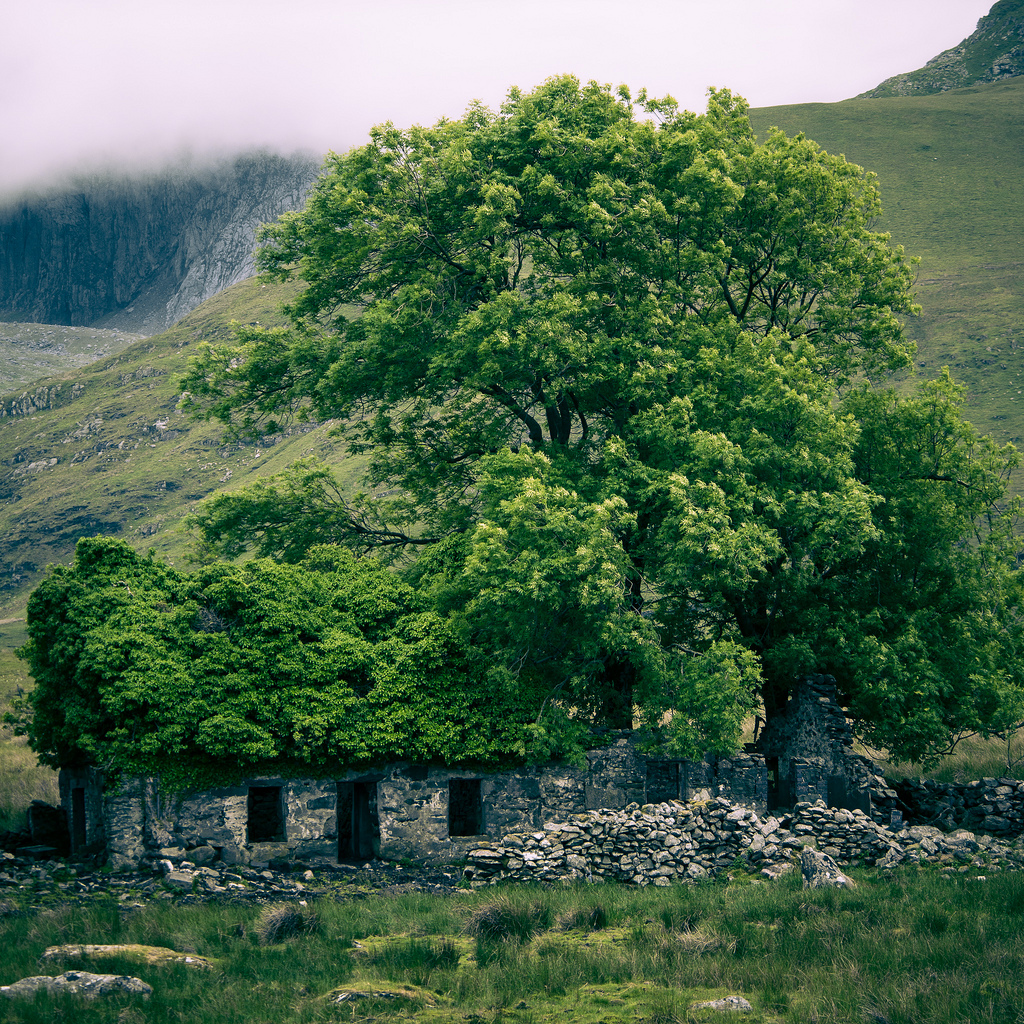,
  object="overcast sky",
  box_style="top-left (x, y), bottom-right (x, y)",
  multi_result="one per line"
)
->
top-left (1, 0), bottom-right (995, 194)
